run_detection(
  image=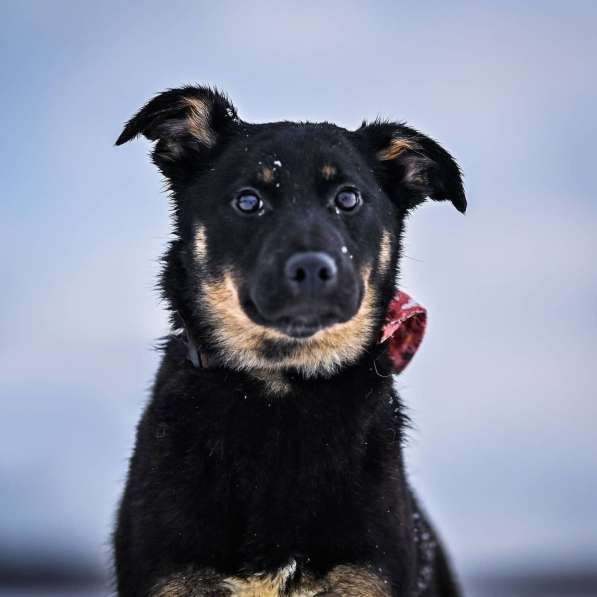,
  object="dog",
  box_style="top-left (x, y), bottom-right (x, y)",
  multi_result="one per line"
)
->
top-left (113, 85), bottom-right (466, 597)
